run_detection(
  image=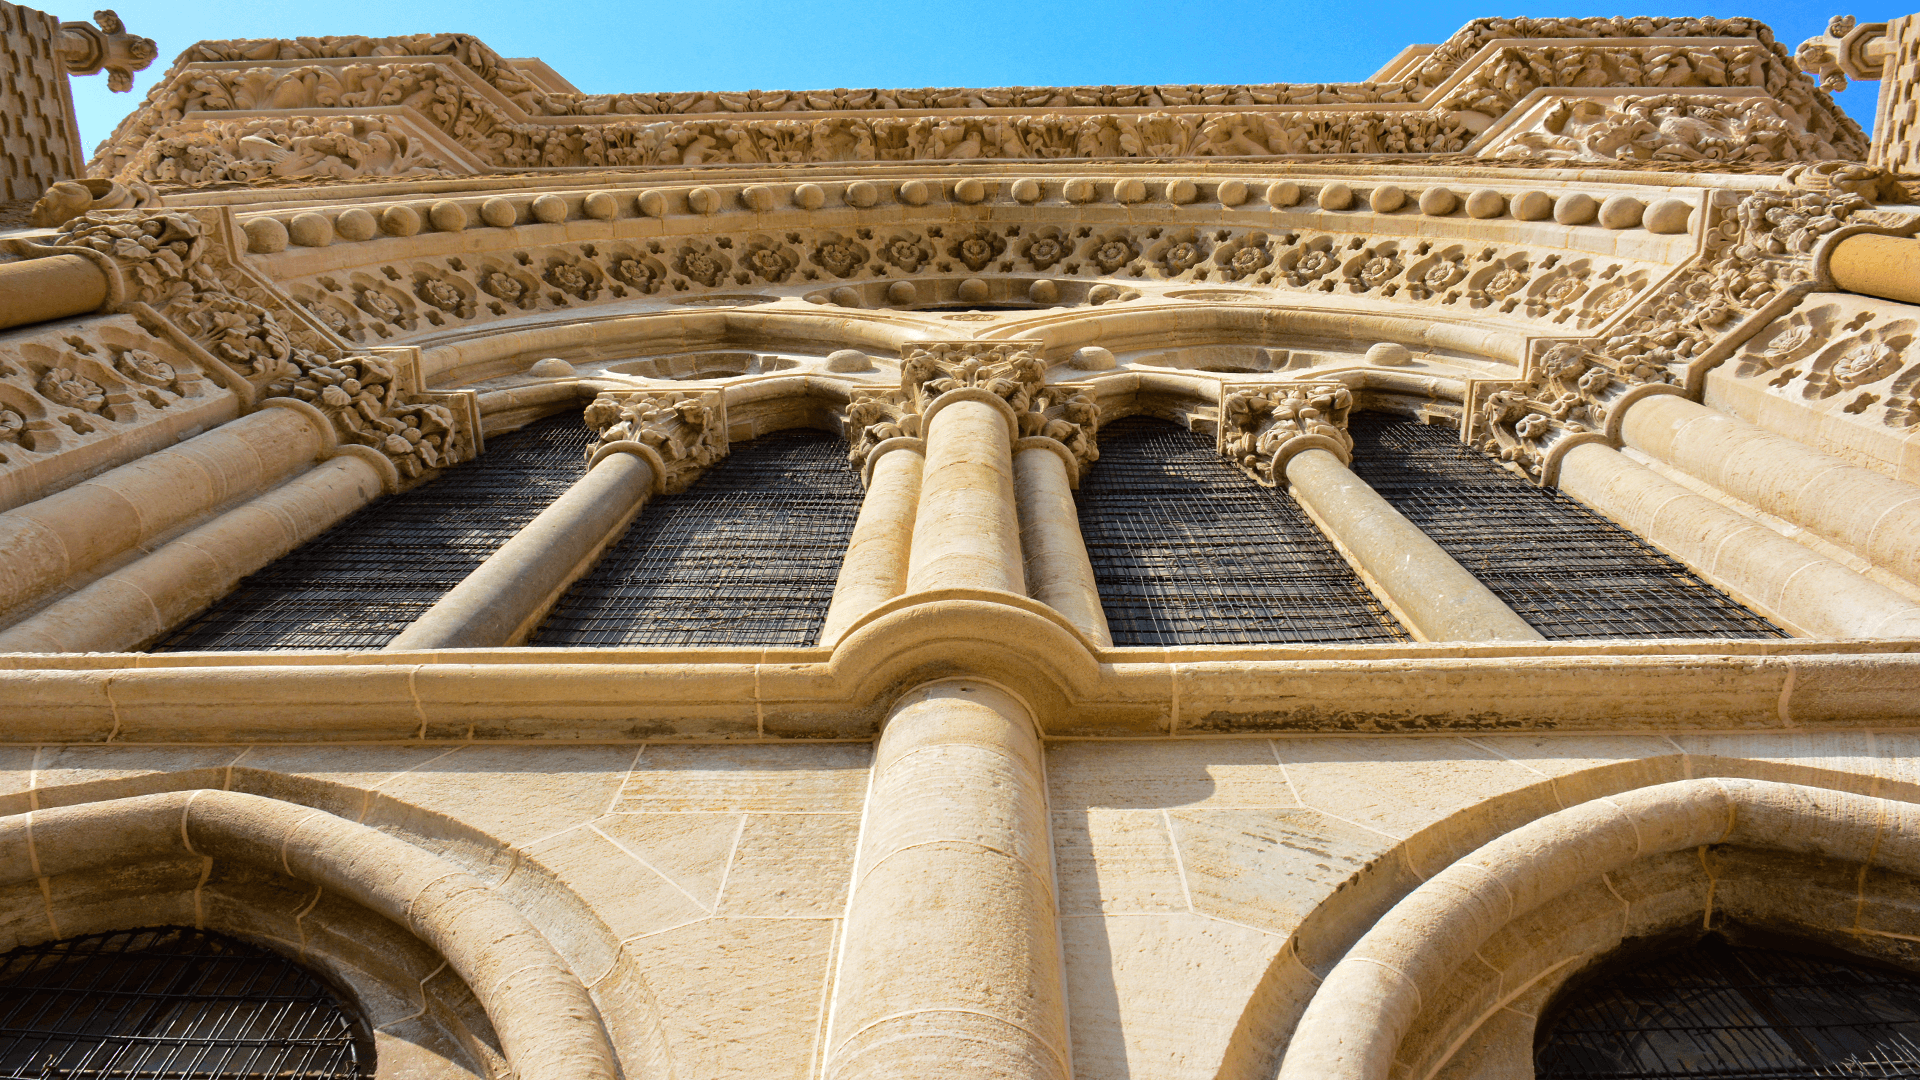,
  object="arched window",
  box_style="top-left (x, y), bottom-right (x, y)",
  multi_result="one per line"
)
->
top-left (1075, 415), bottom-right (1408, 646)
top-left (530, 427), bottom-right (863, 647)
top-left (155, 412), bottom-right (591, 651)
top-left (1347, 413), bottom-right (1783, 639)
top-left (0, 926), bottom-right (373, 1078)
top-left (1536, 935), bottom-right (1920, 1078)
